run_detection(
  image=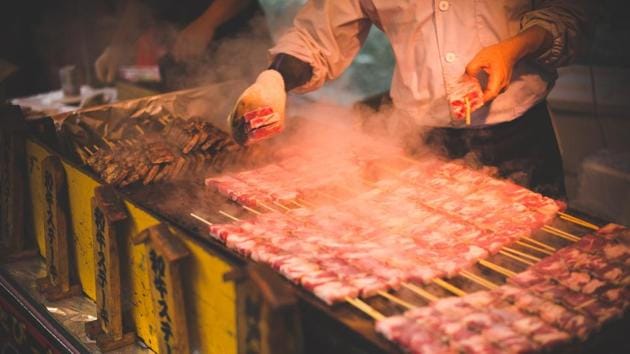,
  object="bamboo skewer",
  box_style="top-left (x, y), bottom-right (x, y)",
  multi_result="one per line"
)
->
top-left (515, 241), bottom-right (554, 256)
top-left (377, 291), bottom-right (416, 310)
top-left (242, 205), bottom-right (262, 216)
top-left (502, 247), bottom-right (542, 262)
top-left (432, 279), bottom-right (467, 297)
top-left (464, 97), bottom-right (472, 126)
top-left (345, 297), bottom-right (385, 321)
top-left (520, 236), bottom-right (556, 252)
top-left (542, 225), bottom-right (580, 242)
top-left (82, 146), bottom-right (94, 156)
top-left (575, 298), bottom-right (598, 310)
top-left (219, 210), bottom-right (241, 222)
top-left (257, 201), bottom-right (279, 213)
top-left (558, 212), bottom-right (599, 231)
top-left (478, 260), bottom-right (517, 278)
top-left (102, 137), bottom-right (114, 148)
top-left (134, 125), bottom-right (145, 135)
top-left (460, 271), bottom-right (498, 290)
top-left (190, 213), bottom-right (213, 226)
top-left (498, 250), bottom-right (535, 266)
top-left (272, 201), bottom-right (292, 212)
top-left (402, 283), bottom-right (439, 303)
